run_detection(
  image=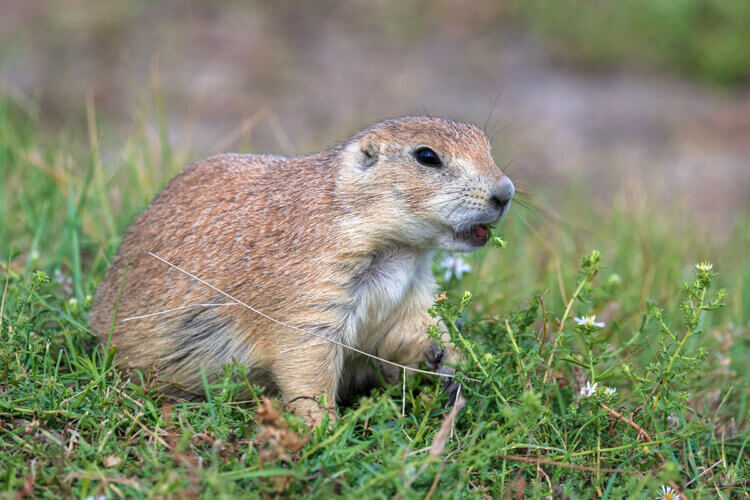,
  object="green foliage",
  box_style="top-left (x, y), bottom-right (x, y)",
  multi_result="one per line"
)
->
top-left (513, 0), bottom-right (750, 87)
top-left (0, 98), bottom-right (748, 498)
